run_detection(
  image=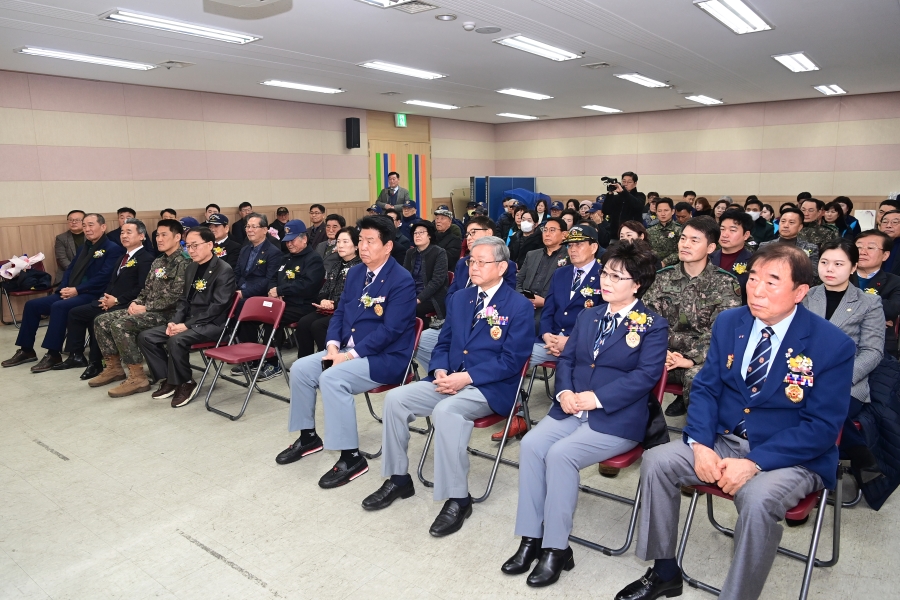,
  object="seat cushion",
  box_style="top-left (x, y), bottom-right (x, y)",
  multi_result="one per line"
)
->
top-left (368, 372), bottom-right (416, 394)
top-left (474, 414), bottom-right (506, 428)
top-left (190, 341), bottom-right (217, 351)
top-left (204, 343), bottom-right (276, 364)
top-left (600, 445), bottom-right (643, 469)
top-left (689, 484), bottom-right (820, 520)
